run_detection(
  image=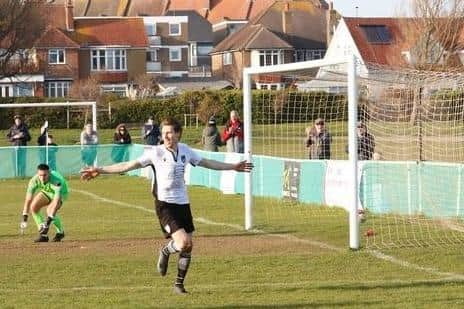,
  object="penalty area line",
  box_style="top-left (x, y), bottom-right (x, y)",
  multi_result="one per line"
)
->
top-left (72, 189), bottom-right (464, 280)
